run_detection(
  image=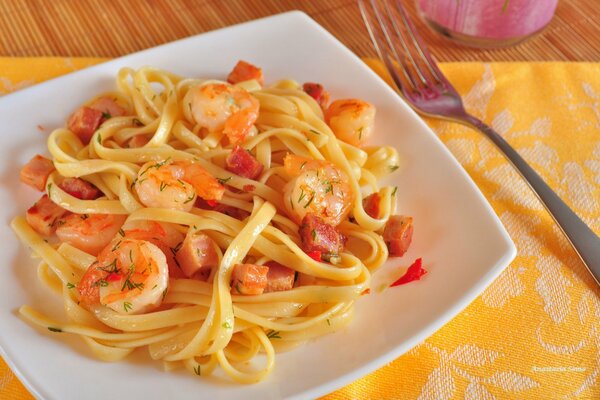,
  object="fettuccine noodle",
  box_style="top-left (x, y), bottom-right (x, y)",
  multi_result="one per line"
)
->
top-left (12, 62), bottom-right (405, 383)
